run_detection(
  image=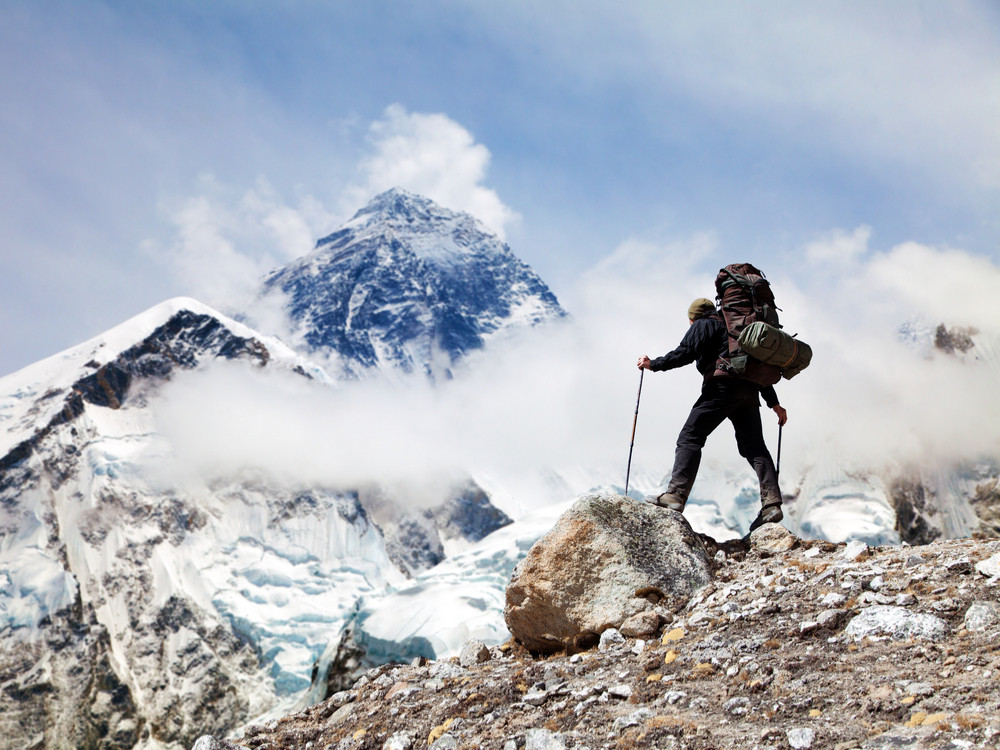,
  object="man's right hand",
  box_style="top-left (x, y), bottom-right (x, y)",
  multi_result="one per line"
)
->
top-left (637, 355), bottom-right (651, 370)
